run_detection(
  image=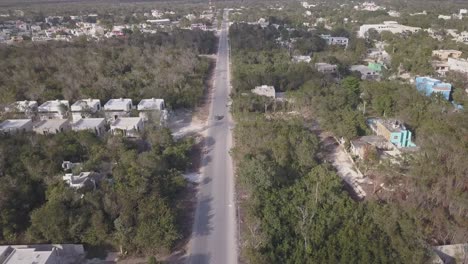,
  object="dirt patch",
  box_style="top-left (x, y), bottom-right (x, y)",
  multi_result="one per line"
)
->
top-left (193, 57), bottom-right (216, 124)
